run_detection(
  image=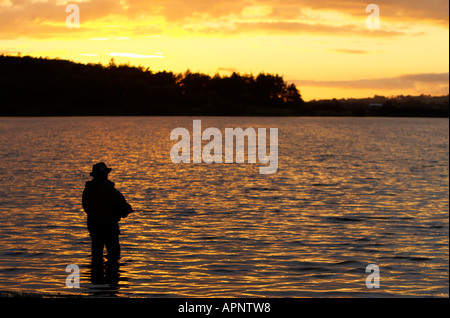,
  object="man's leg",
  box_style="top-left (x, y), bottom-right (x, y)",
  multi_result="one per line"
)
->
top-left (88, 222), bottom-right (105, 263)
top-left (105, 223), bottom-right (121, 261)
top-left (105, 235), bottom-right (120, 261)
top-left (91, 235), bottom-right (105, 263)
